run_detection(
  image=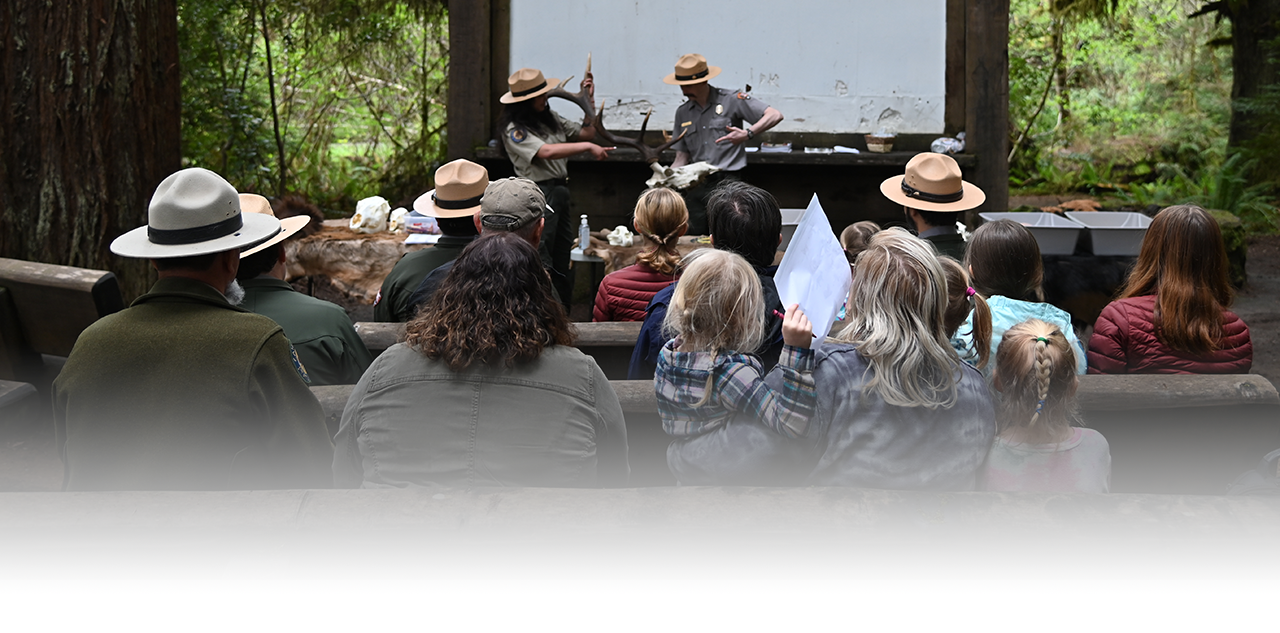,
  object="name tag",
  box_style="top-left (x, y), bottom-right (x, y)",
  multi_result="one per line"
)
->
top-left (681, 121), bottom-right (692, 128)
